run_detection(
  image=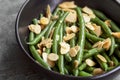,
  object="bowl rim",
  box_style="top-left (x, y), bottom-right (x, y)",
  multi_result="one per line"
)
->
top-left (15, 0), bottom-right (120, 79)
